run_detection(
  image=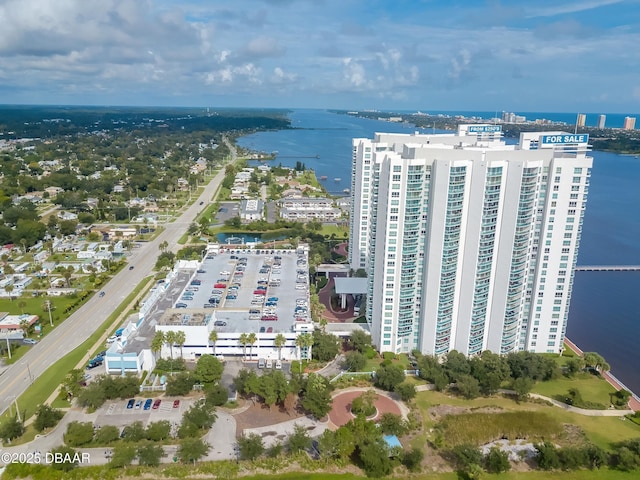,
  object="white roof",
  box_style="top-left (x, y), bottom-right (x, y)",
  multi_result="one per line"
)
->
top-left (334, 277), bottom-right (368, 295)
